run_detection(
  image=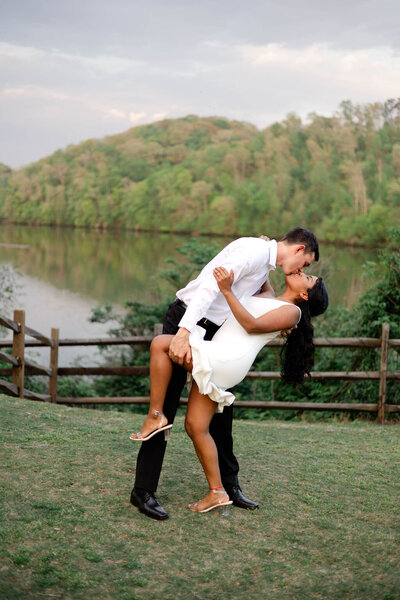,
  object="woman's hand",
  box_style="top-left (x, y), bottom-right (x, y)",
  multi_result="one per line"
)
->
top-left (213, 267), bottom-right (234, 294)
top-left (279, 324), bottom-right (297, 338)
